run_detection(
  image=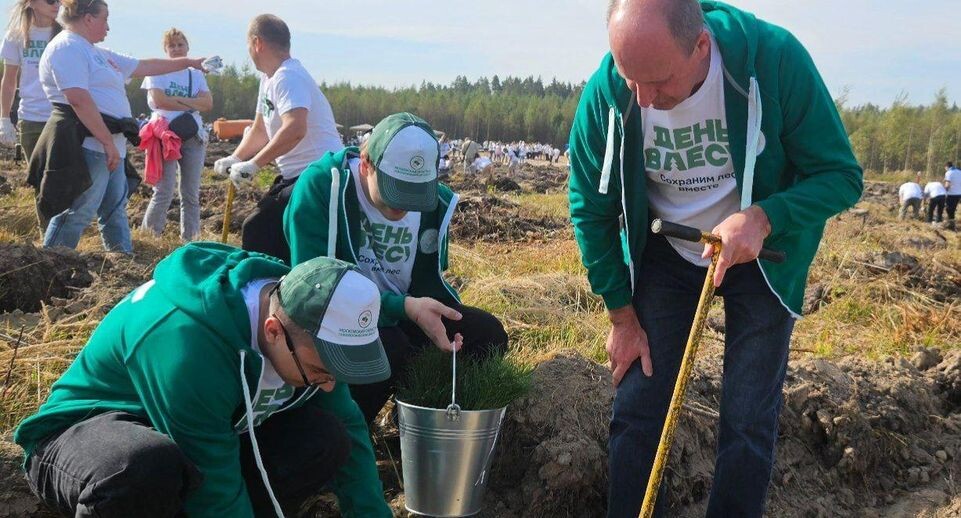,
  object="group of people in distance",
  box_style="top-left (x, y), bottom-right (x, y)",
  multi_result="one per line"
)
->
top-left (7, 0), bottom-right (868, 517)
top-left (898, 162), bottom-right (961, 227)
